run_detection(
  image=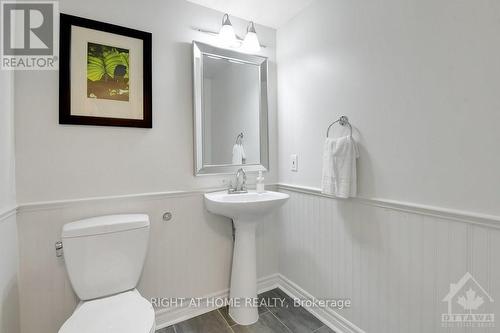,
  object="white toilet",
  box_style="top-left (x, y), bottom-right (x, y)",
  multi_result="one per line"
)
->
top-left (58, 214), bottom-right (155, 333)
